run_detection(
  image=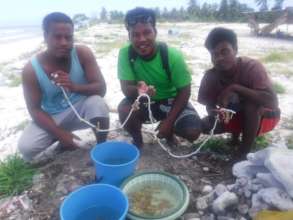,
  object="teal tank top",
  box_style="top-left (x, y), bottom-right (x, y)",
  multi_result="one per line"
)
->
top-left (31, 48), bottom-right (87, 115)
